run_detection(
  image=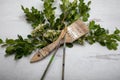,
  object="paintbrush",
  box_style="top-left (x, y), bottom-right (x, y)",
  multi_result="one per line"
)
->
top-left (62, 33), bottom-right (66, 80)
top-left (40, 40), bottom-right (61, 80)
top-left (30, 20), bottom-right (89, 63)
